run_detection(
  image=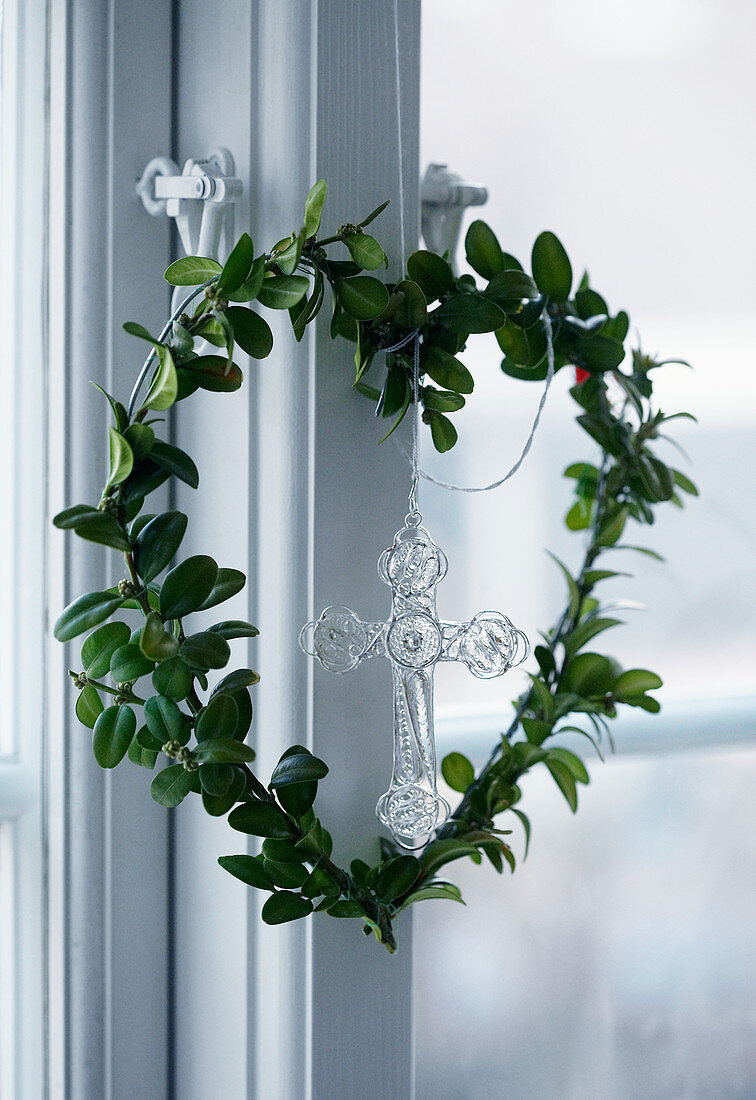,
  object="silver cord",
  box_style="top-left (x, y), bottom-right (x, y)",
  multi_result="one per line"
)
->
top-left (126, 277), bottom-right (217, 420)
